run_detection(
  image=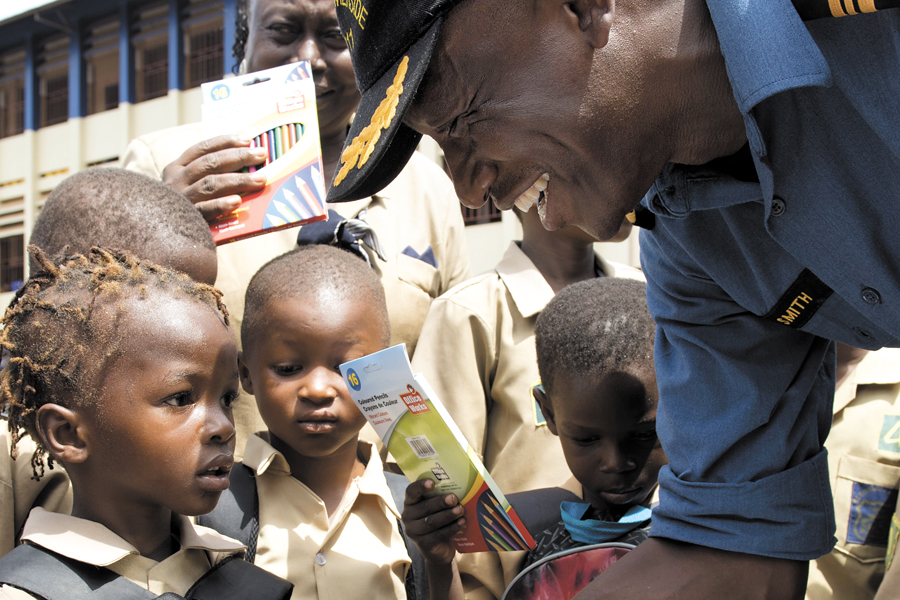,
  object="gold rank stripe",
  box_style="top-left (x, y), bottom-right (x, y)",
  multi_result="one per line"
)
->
top-left (830, 0), bottom-right (879, 16)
